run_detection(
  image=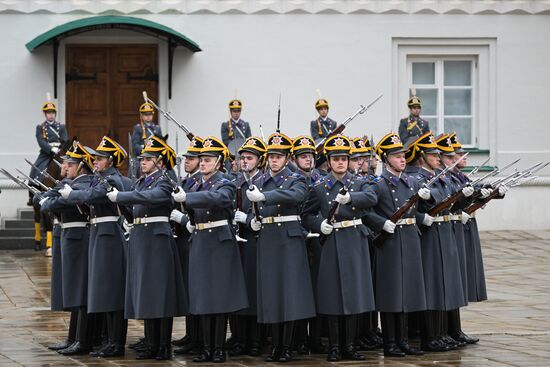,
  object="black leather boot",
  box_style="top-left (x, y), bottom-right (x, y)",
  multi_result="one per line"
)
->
top-left (265, 323), bottom-right (281, 362)
top-left (396, 313), bottom-right (424, 355)
top-left (326, 316), bottom-right (340, 361)
top-left (228, 315), bottom-right (245, 356)
top-left (156, 317), bottom-right (173, 360)
top-left (420, 311), bottom-right (448, 352)
top-left (50, 309), bottom-right (78, 350)
top-left (278, 321), bottom-right (294, 362)
top-left (309, 316), bottom-right (327, 354)
top-left (100, 311), bottom-right (125, 357)
top-left (212, 315), bottom-right (227, 363)
top-left (449, 309), bottom-right (479, 344)
top-left (172, 315), bottom-right (193, 347)
top-left (247, 316), bottom-right (262, 356)
top-left (342, 315), bottom-right (365, 360)
top-left (193, 315), bottom-right (212, 362)
top-left (136, 319), bottom-right (158, 359)
top-left (59, 307), bottom-right (92, 355)
top-left (381, 312), bottom-right (405, 357)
